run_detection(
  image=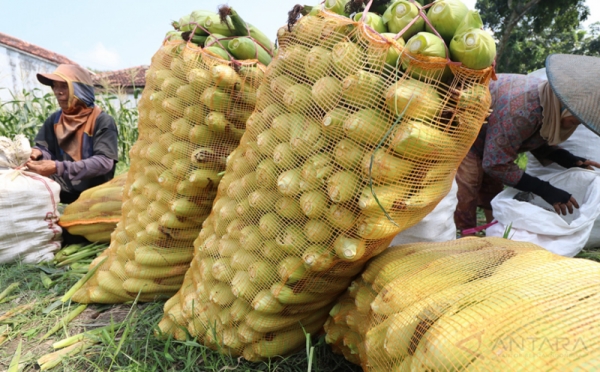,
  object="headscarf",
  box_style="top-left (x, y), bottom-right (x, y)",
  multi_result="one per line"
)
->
top-left (538, 80), bottom-right (577, 146)
top-left (37, 64), bottom-right (102, 161)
